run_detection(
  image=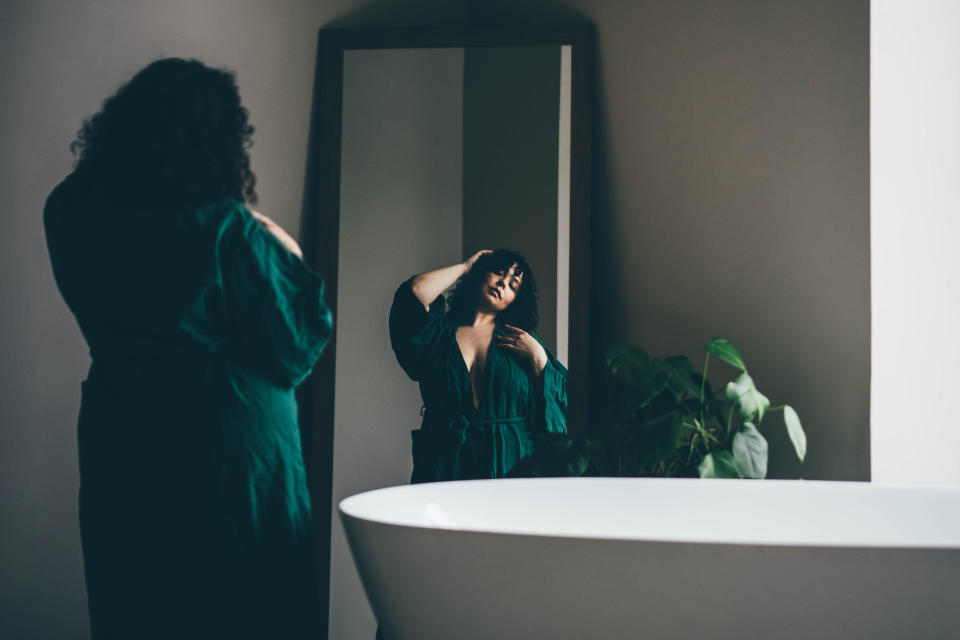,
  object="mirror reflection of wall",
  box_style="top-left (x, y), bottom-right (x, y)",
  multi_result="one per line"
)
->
top-left (462, 44), bottom-right (567, 359)
top-left (329, 44), bottom-right (571, 639)
top-left (332, 47), bottom-right (463, 639)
